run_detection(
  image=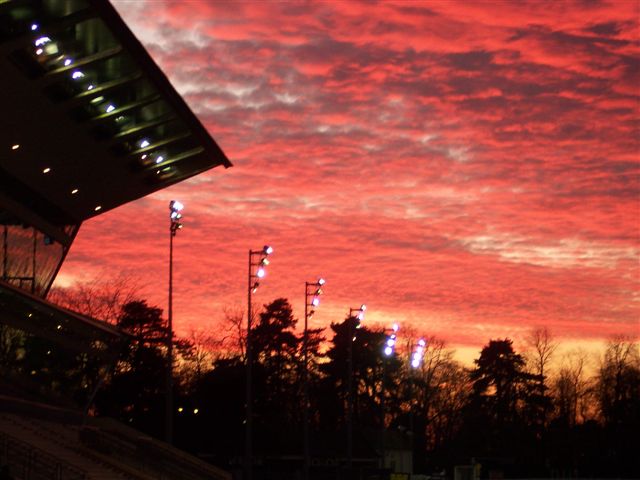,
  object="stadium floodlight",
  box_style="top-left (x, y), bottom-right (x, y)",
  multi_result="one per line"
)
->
top-left (246, 244), bottom-right (274, 480)
top-left (303, 277), bottom-right (326, 480)
top-left (350, 304), bottom-right (366, 326)
top-left (411, 338), bottom-right (426, 369)
top-left (169, 200), bottom-right (184, 236)
top-left (381, 322), bottom-right (400, 462)
top-left (383, 323), bottom-right (399, 357)
top-left (346, 303), bottom-right (367, 472)
top-left (165, 200), bottom-right (184, 444)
